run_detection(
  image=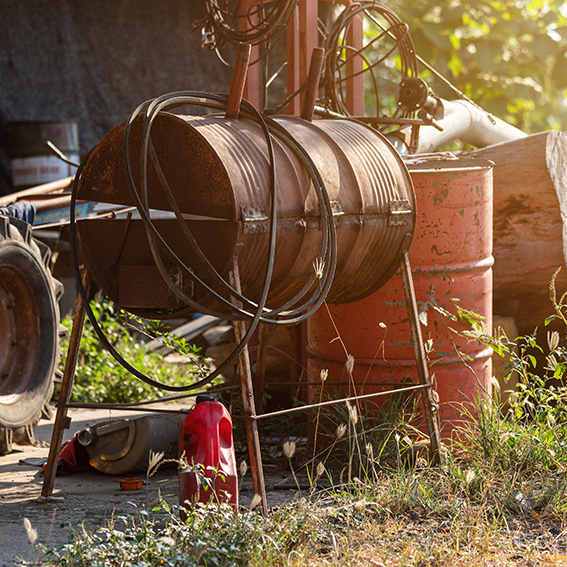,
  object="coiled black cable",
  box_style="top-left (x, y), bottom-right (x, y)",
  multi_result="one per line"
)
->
top-left (71, 92), bottom-right (337, 392)
top-left (197, 0), bottom-right (296, 66)
top-left (322, 1), bottom-right (418, 119)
